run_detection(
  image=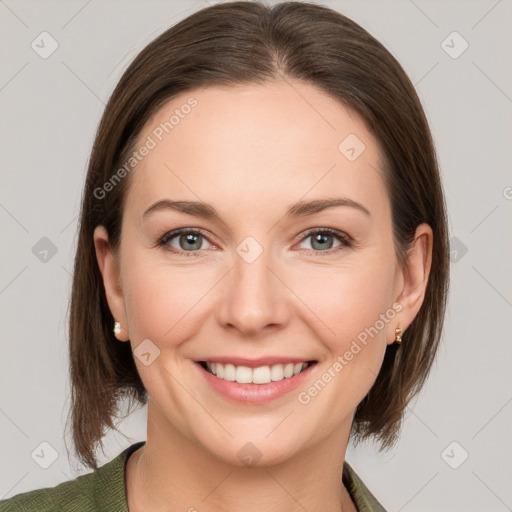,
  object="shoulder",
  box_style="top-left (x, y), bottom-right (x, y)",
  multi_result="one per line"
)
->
top-left (0, 441), bottom-right (145, 512)
top-left (0, 473), bottom-right (96, 512)
top-left (343, 460), bottom-right (388, 512)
